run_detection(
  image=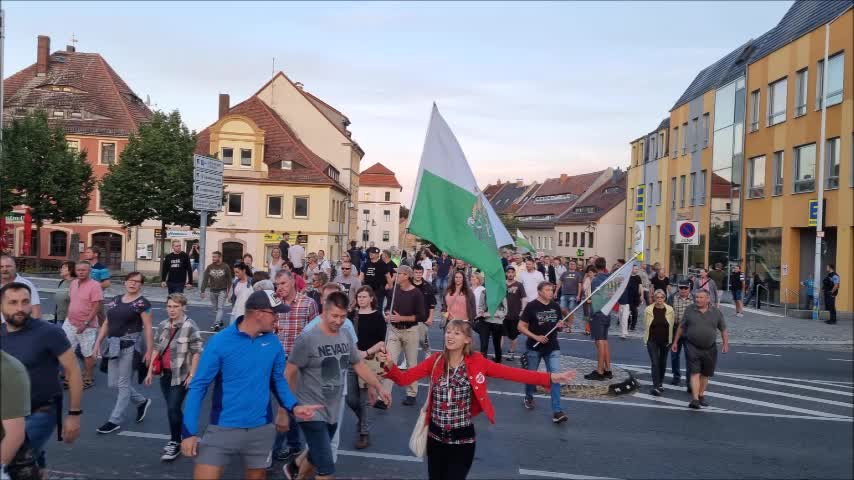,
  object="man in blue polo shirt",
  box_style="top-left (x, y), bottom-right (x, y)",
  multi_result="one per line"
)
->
top-left (181, 290), bottom-right (322, 480)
